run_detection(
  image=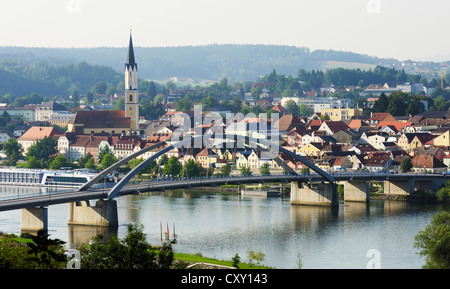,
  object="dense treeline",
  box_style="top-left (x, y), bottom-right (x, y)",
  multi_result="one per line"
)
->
top-left (0, 60), bottom-right (122, 97)
top-left (0, 44), bottom-right (399, 82)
